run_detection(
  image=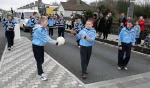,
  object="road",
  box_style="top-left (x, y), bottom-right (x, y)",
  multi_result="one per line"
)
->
top-left (21, 29), bottom-right (150, 84)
